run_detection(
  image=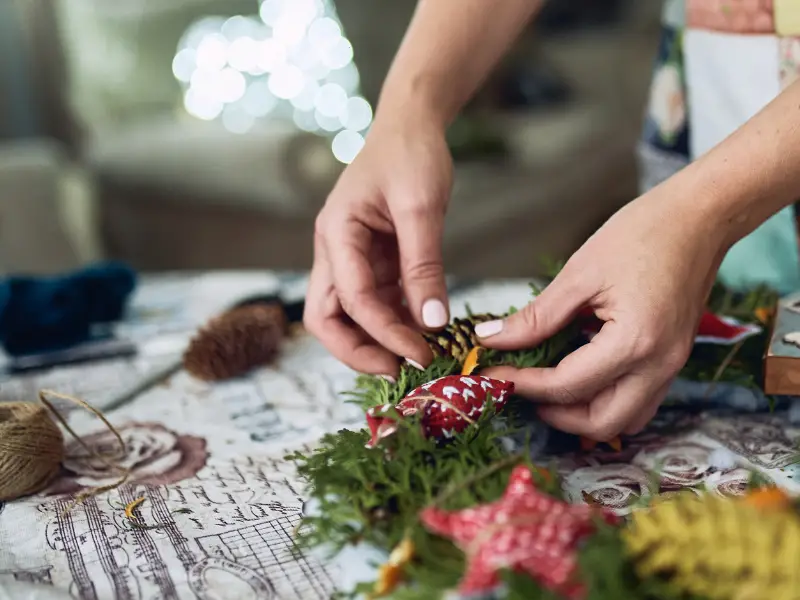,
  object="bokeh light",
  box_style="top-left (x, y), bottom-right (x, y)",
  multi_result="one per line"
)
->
top-left (331, 130), bottom-right (365, 164)
top-left (174, 0), bottom-right (372, 163)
